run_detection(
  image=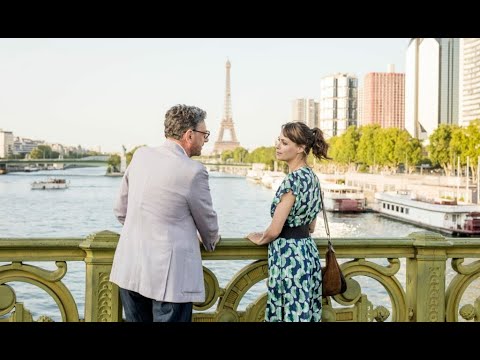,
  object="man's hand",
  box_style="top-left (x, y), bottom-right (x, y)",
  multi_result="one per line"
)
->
top-left (213, 234), bottom-right (221, 247)
top-left (198, 232), bottom-right (221, 251)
